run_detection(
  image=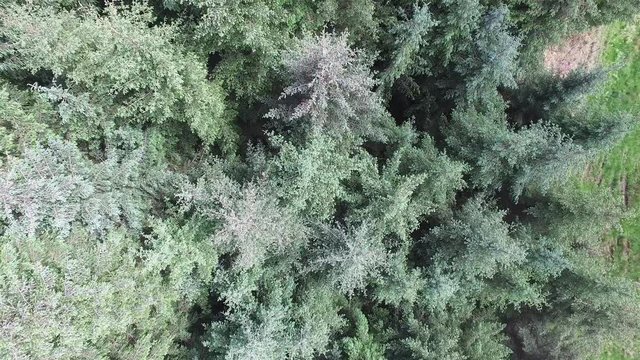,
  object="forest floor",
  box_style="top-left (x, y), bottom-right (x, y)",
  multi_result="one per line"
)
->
top-left (562, 19), bottom-right (640, 360)
top-left (542, 18), bottom-right (640, 360)
top-left (588, 19), bottom-right (640, 284)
